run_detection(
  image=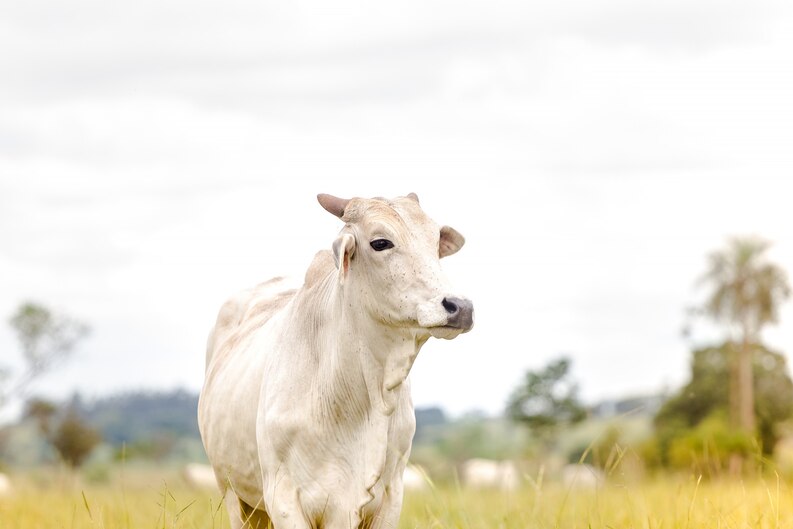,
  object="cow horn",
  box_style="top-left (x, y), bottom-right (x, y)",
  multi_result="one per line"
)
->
top-left (317, 194), bottom-right (350, 218)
